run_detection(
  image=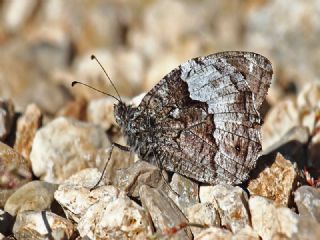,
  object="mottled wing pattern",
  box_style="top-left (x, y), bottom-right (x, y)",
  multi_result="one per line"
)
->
top-left (139, 51), bottom-right (272, 184)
